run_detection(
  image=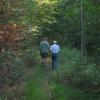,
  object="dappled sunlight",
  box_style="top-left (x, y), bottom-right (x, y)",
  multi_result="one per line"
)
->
top-left (36, 0), bottom-right (58, 5)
